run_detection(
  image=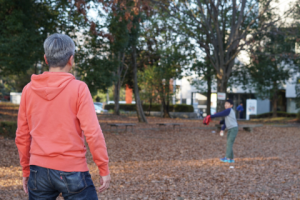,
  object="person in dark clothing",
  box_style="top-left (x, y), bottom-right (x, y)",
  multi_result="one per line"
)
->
top-left (236, 103), bottom-right (244, 119)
